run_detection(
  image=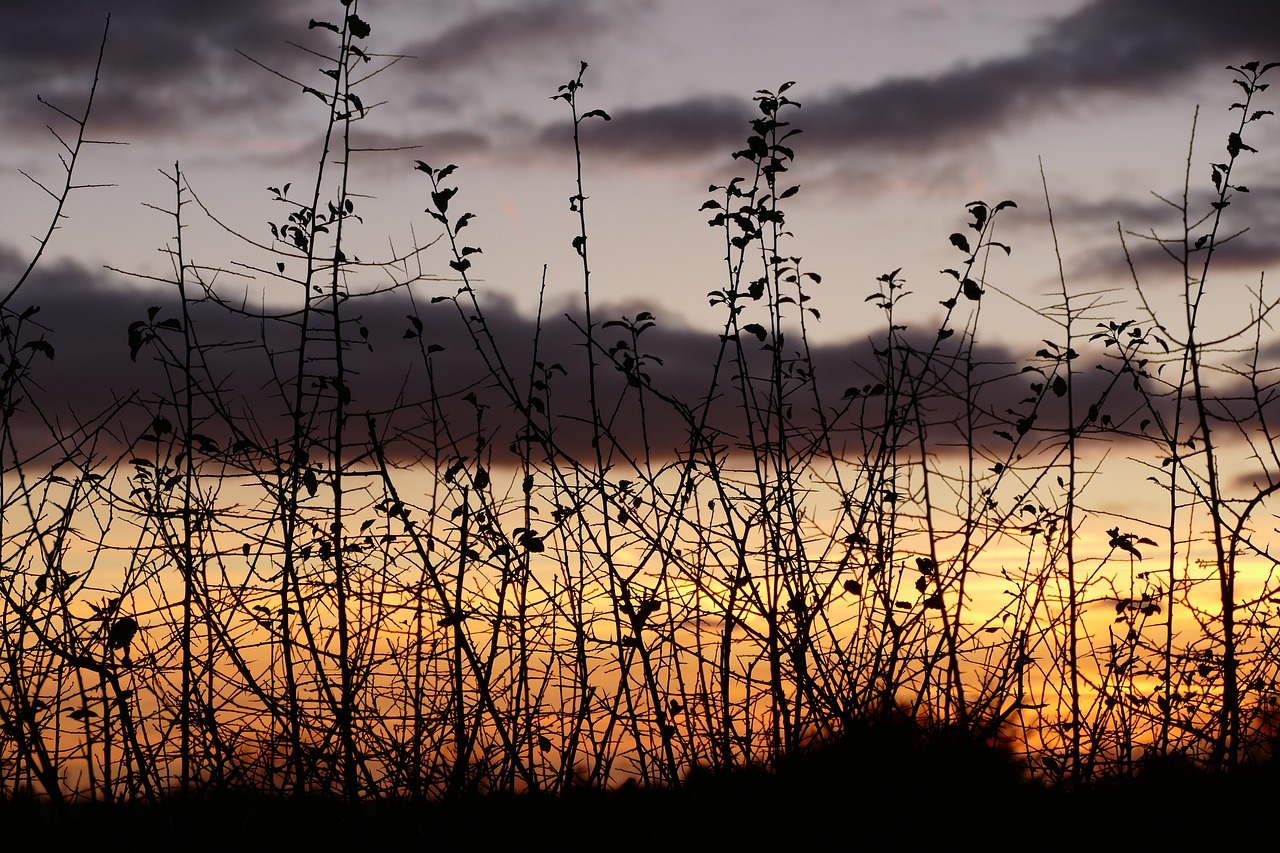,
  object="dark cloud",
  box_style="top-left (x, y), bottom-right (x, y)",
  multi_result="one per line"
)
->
top-left (558, 0), bottom-right (1280, 161)
top-left (258, 128), bottom-right (493, 173)
top-left (399, 0), bottom-right (634, 76)
top-left (4, 244), bottom-right (1268, 470)
top-left (0, 1), bottom-right (332, 134)
top-left (353, 127), bottom-right (491, 158)
top-left (1040, 185), bottom-right (1280, 281)
top-left (538, 96), bottom-right (751, 160)
top-left (1076, 230), bottom-right (1280, 283)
